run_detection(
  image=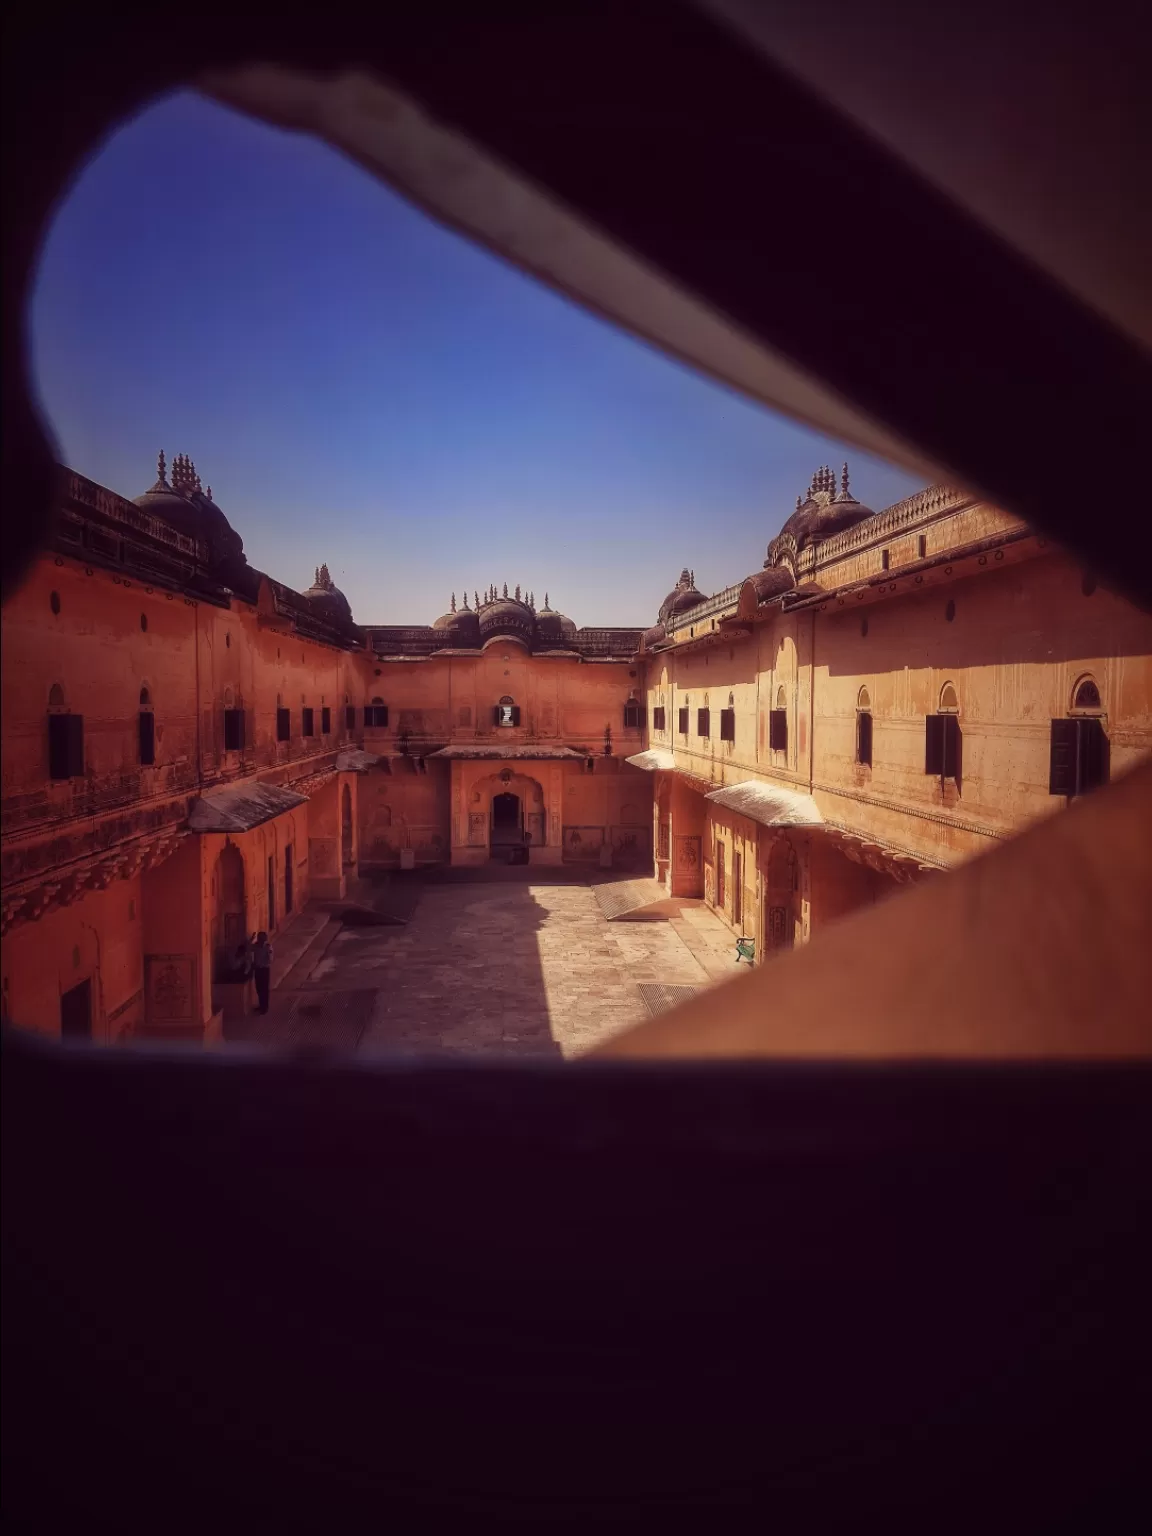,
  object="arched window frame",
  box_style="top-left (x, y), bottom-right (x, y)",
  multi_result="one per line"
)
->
top-left (856, 685), bottom-right (873, 767)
